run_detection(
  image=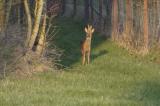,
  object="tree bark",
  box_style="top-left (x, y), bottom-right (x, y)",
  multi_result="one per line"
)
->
top-left (72, 0), bottom-right (77, 17)
top-left (0, 0), bottom-right (5, 32)
top-left (17, 0), bottom-right (21, 25)
top-left (157, 0), bottom-right (160, 44)
top-left (90, 0), bottom-right (94, 21)
top-left (36, 1), bottom-right (47, 55)
top-left (84, 0), bottom-right (90, 23)
top-left (99, 0), bottom-right (103, 31)
top-left (24, 0), bottom-right (32, 47)
top-left (61, 0), bottom-right (66, 15)
top-left (5, 0), bottom-right (12, 30)
top-left (119, 0), bottom-right (125, 34)
top-left (143, 0), bottom-right (149, 51)
top-left (36, 14), bottom-right (46, 55)
top-left (125, 0), bottom-right (132, 39)
top-left (28, 0), bottom-right (44, 49)
top-left (34, 1), bottom-right (38, 16)
top-left (112, 0), bottom-right (118, 41)
top-left (104, 0), bottom-right (112, 37)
